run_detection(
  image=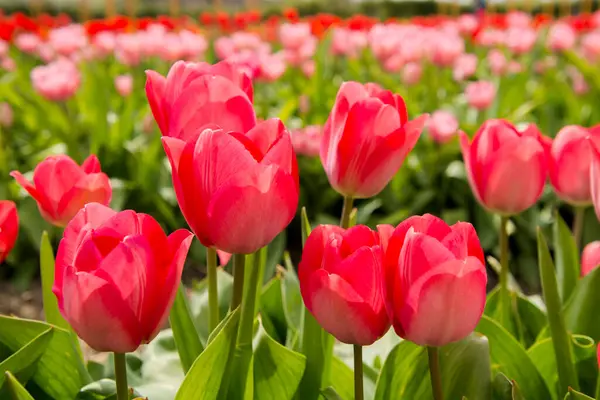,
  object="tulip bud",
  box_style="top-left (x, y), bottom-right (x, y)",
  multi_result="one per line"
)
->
top-left (298, 225), bottom-right (391, 345)
top-left (53, 203), bottom-right (193, 353)
top-left (549, 125), bottom-right (600, 205)
top-left (162, 119), bottom-right (299, 254)
top-left (384, 214), bottom-right (487, 347)
top-left (11, 154), bottom-right (112, 227)
top-left (460, 120), bottom-right (548, 215)
top-left (0, 200), bottom-right (18, 264)
top-left (320, 81), bottom-right (427, 199)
